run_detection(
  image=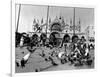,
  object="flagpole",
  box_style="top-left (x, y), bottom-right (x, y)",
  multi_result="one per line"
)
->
top-left (46, 6), bottom-right (49, 35)
top-left (16, 4), bottom-right (21, 32)
top-left (73, 8), bottom-right (75, 35)
top-left (79, 18), bottom-right (81, 32)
